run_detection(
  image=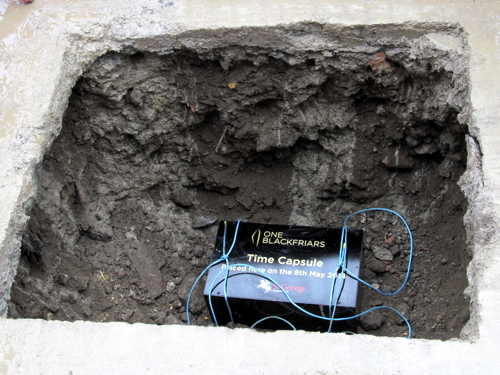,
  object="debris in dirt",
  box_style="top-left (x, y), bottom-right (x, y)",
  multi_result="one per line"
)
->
top-left (192, 216), bottom-right (217, 229)
top-left (369, 52), bottom-right (392, 72)
top-left (360, 311), bottom-right (385, 330)
top-left (126, 240), bottom-right (166, 299)
top-left (215, 127), bottom-right (229, 154)
top-left (384, 236), bottom-right (396, 246)
top-left (228, 82), bottom-right (237, 89)
top-left (381, 149), bottom-right (415, 170)
top-left (414, 142), bottom-right (439, 155)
